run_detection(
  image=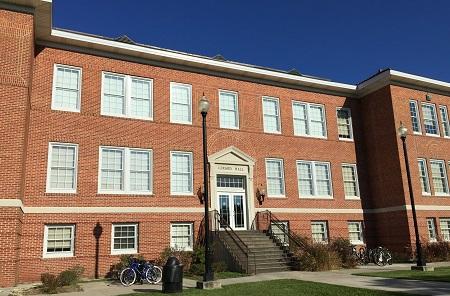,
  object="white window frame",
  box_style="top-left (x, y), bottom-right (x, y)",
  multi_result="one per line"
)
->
top-left (430, 159), bottom-right (450, 196)
top-left (311, 221), bottom-right (328, 244)
top-left (417, 158), bottom-right (431, 195)
top-left (170, 151), bottom-right (194, 195)
top-left (98, 146), bottom-right (153, 195)
top-left (336, 107), bottom-right (353, 141)
top-left (348, 221), bottom-right (364, 245)
top-left (170, 82), bottom-right (192, 125)
top-left (439, 105), bottom-right (450, 138)
top-left (43, 224), bottom-right (75, 258)
top-left (46, 142), bottom-right (78, 194)
top-left (111, 223), bottom-right (138, 255)
top-left (262, 96), bottom-right (281, 134)
top-left (170, 223), bottom-right (194, 251)
top-left (296, 160), bottom-right (333, 199)
top-left (51, 64), bottom-right (82, 112)
top-left (440, 218), bottom-right (450, 242)
top-left (342, 163), bottom-right (360, 199)
top-left (101, 72), bottom-right (153, 120)
top-left (265, 158), bottom-right (286, 197)
top-left (409, 100), bottom-right (422, 134)
top-left (292, 101), bottom-right (327, 139)
top-left (219, 89), bottom-right (239, 129)
top-left (421, 103), bottom-right (440, 137)
top-left (426, 218), bottom-right (437, 242)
